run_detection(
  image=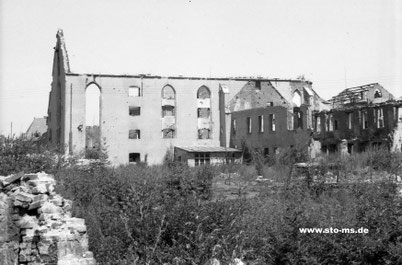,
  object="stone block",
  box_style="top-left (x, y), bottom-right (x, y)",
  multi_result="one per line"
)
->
top-left (13, 191), bottom-right (35, 208)
top-left (39, 201), bottom-right (62, 214)
top-left (0, 172), bottom-right (24, 187)
top-left (26, 173), bottom-right (56, 194)
top-left (28, 194), bottom-right (48, 210)
top-left (17, 215), bottom-right (37, 229)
